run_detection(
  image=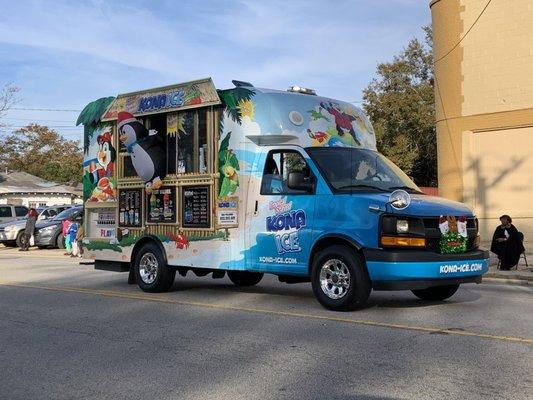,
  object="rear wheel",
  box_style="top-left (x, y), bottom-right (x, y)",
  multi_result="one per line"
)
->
top-left (411, 284), bottom-right (460, 301)
top-left (134, 242), bottom-right (175, 292)
top-left (16, 230), bottom-right (25, 248)
top-left (227, 271), bottom-right (263, 287)
top-left (311, 245), bottom-right (371, 311)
